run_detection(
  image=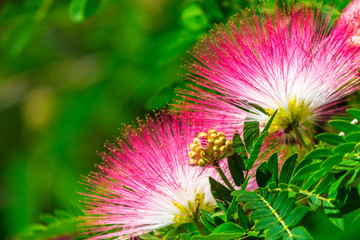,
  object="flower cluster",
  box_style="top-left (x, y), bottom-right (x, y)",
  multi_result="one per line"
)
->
top-left (81, 1), bottom-right (360, 239)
